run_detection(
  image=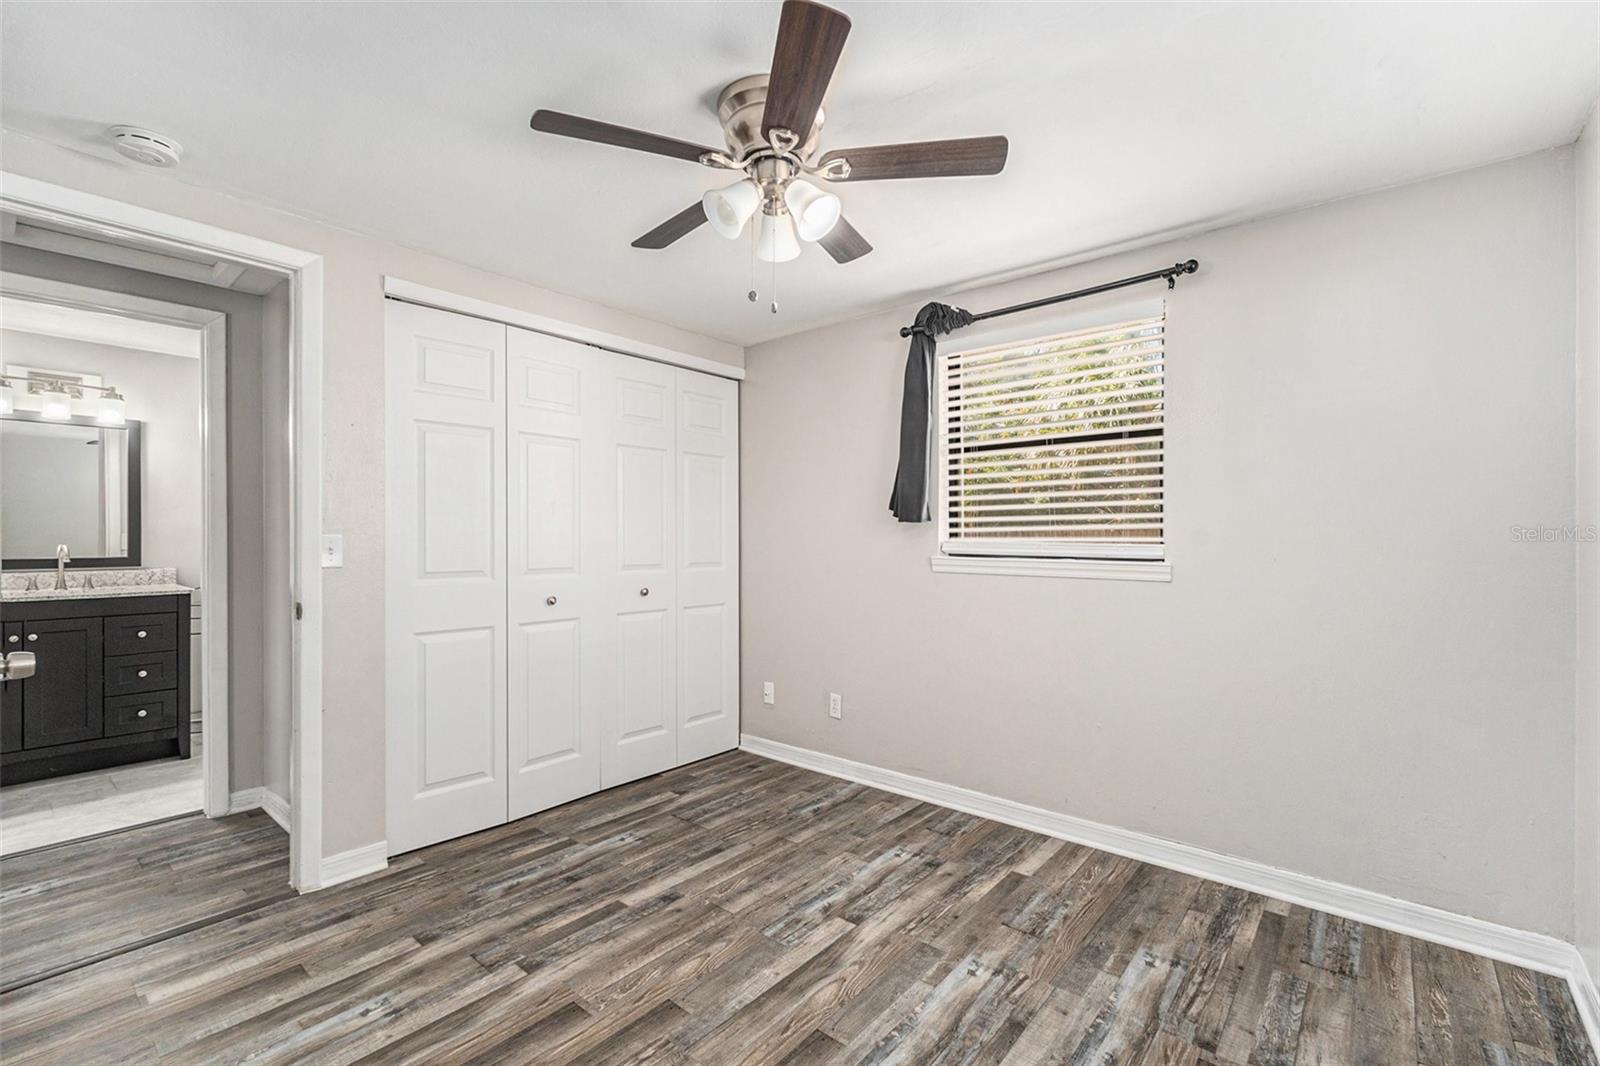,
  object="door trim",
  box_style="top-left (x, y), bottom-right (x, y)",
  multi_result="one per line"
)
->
top-left (0, 171), bottom-right (326, 892)
top-left (382, 277), bottom-right (745, 382)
